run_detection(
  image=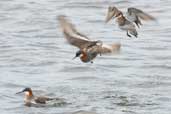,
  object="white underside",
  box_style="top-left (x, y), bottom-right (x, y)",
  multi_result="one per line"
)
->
top-left (119, 24), bottom-right (135, 31)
